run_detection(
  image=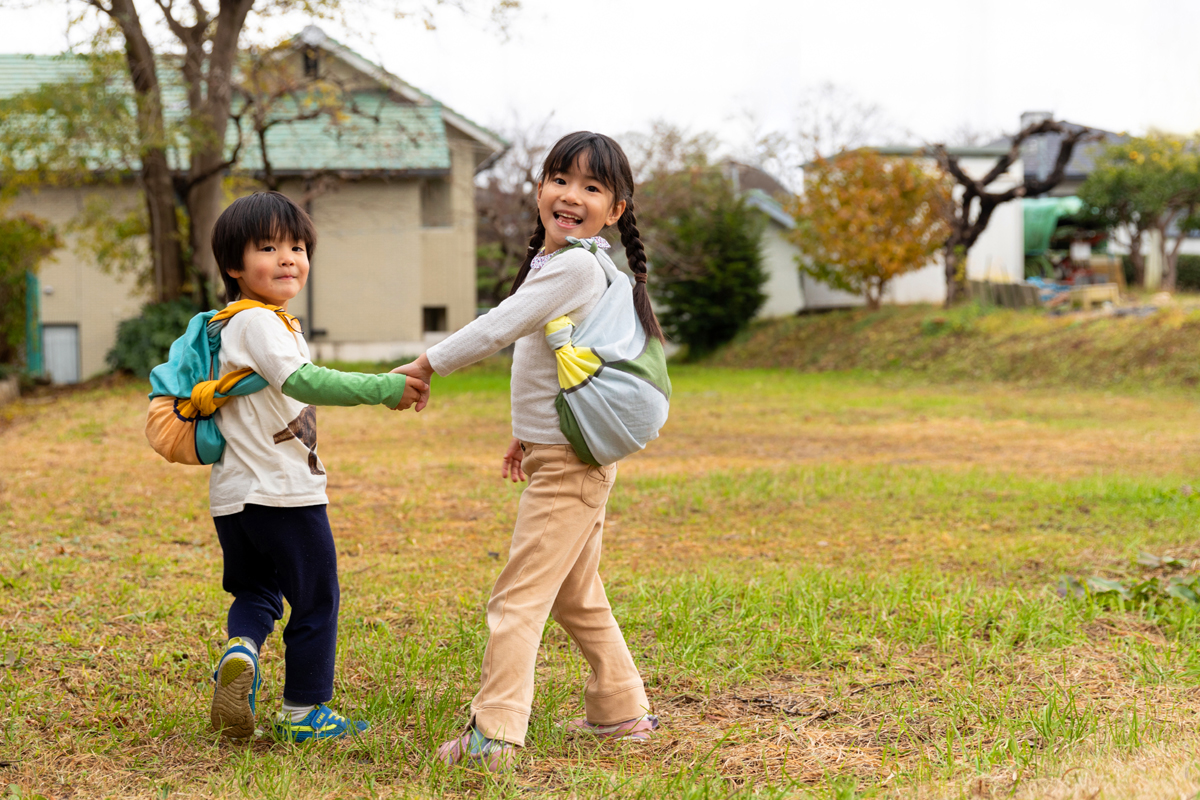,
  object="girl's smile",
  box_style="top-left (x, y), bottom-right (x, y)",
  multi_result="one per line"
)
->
top-left (537, 154), bottom-right (626, 254)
